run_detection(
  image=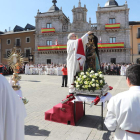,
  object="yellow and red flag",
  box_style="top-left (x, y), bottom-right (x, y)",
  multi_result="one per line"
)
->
top-left (41, 28), bottom-right (55, 33)
top-left (105, 23), bottom-right (120, 29)
top-left (38, 45), bottom-right (67, 51)
top-left (98, 42), bottom-right (124, 49)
